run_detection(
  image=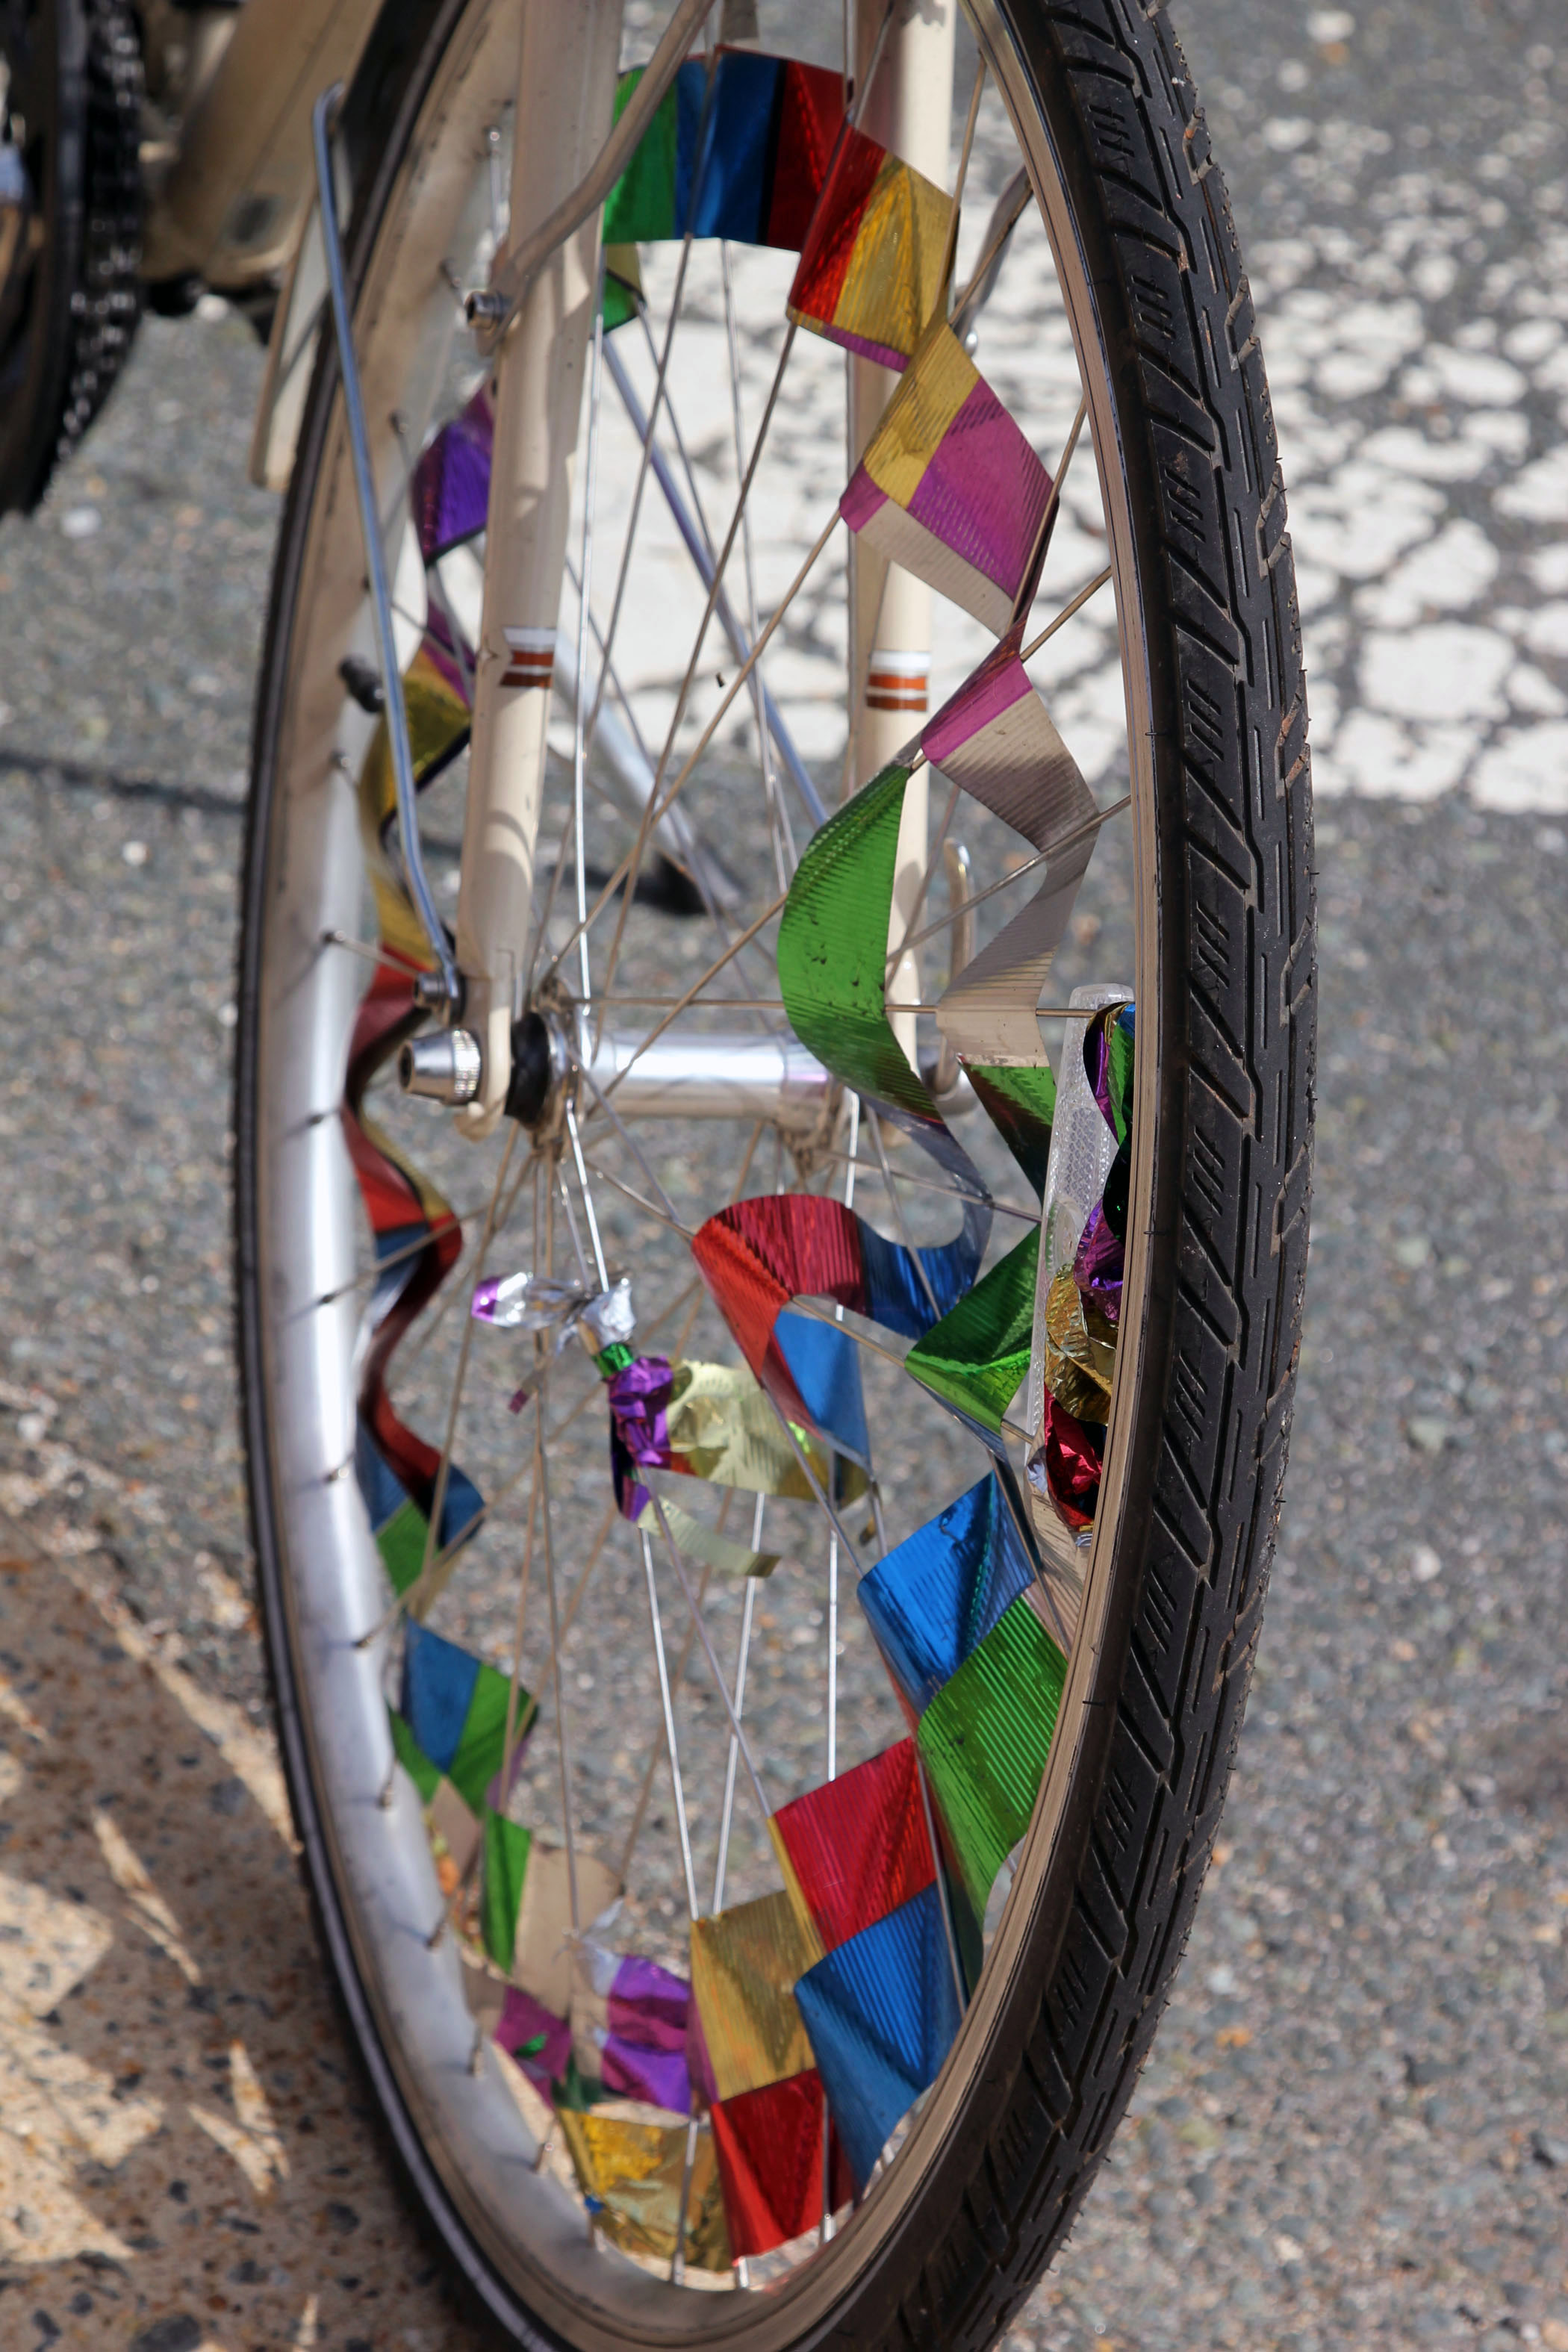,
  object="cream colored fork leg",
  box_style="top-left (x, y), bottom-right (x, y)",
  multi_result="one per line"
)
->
top-left (850, 0), bottom-right (957, 1071)
top-left (455, 0), bottom-right (626, 1139)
